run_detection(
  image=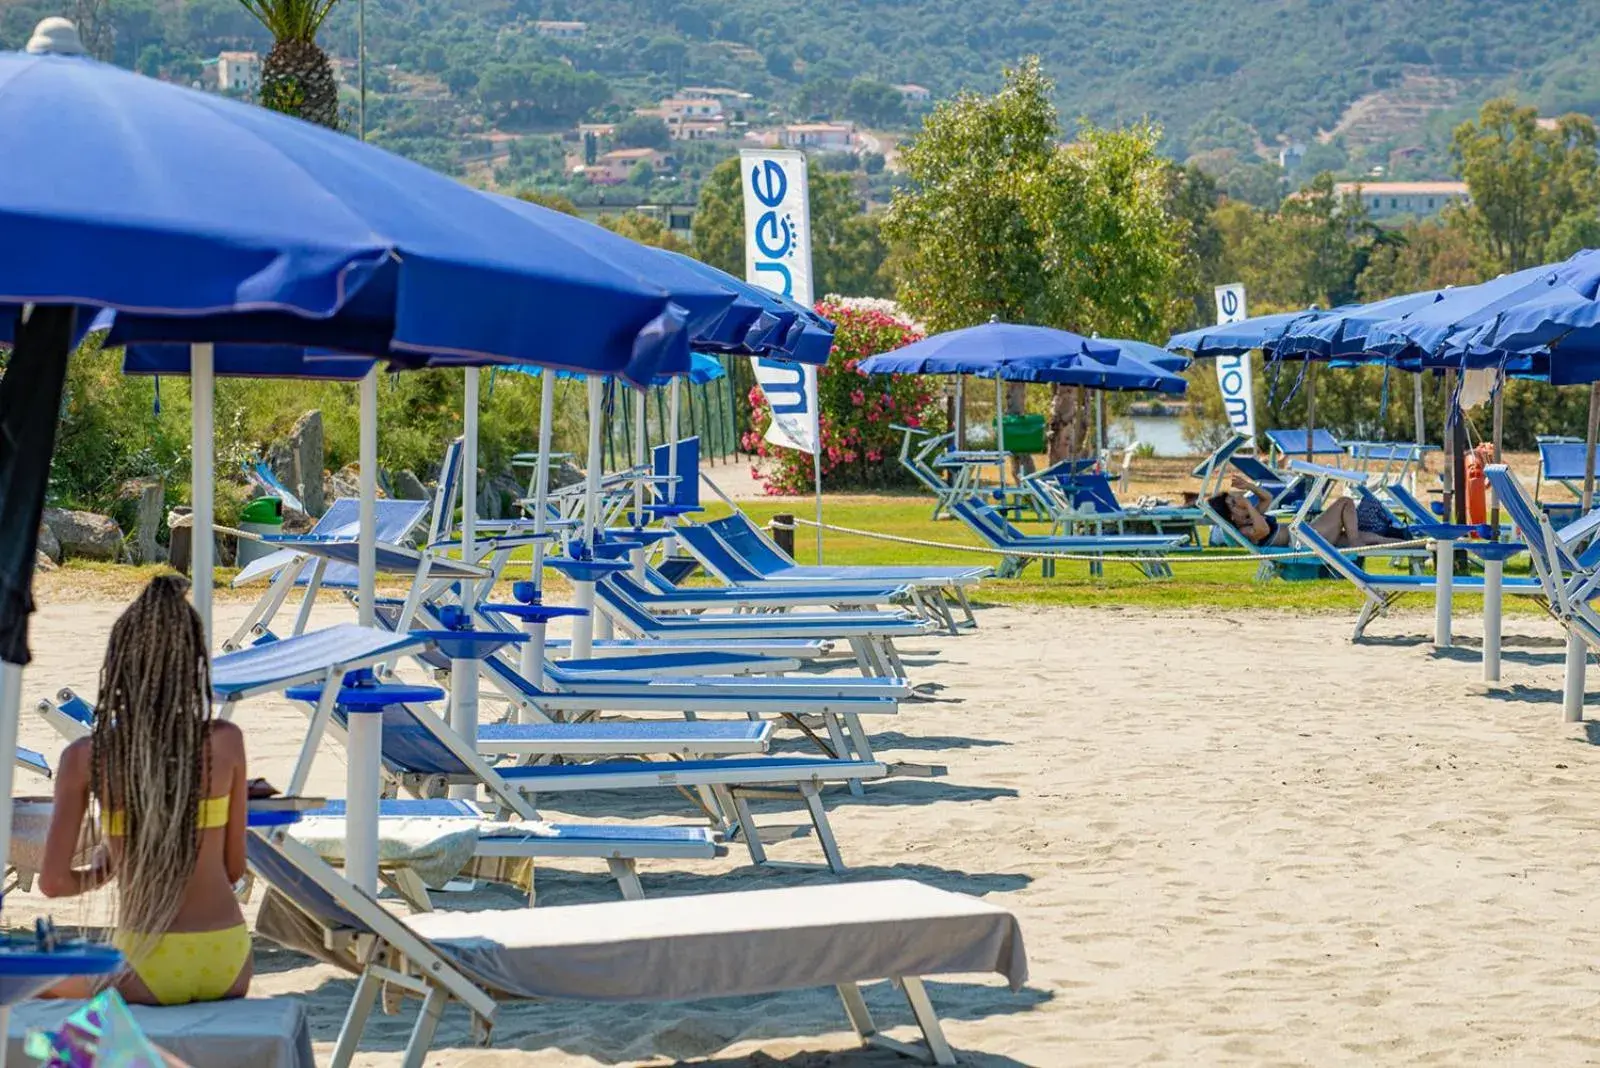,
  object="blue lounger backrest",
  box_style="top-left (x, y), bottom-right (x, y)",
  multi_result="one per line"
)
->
top-left (211, 623), bottom-right (419, 702)
top-left (1229, 454), bottom-right (1287, 490)
top-left (1539, 442), bottom-right (1600, 482)
top-left (948, 499), bottom-right (1015, 548)
top-left (651, 437), bottom-right (701, 510)
top-left (1485, 465), bottom-right (1580, 577)
top-left (675, 524), bottom-right (767, 583)
top-left (1293, 522), bottom-right (1371, 587)
top-left (1266, 428), bottom-right (1343, 457)
top-left (709, 515), bottom-right (799, 572)
top-left (430, 437), bottom-right (465, 543)
top-left (245, 835), bottom-right (370, 934)
top-left (1054, 472), bottom-right (1123, 516)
